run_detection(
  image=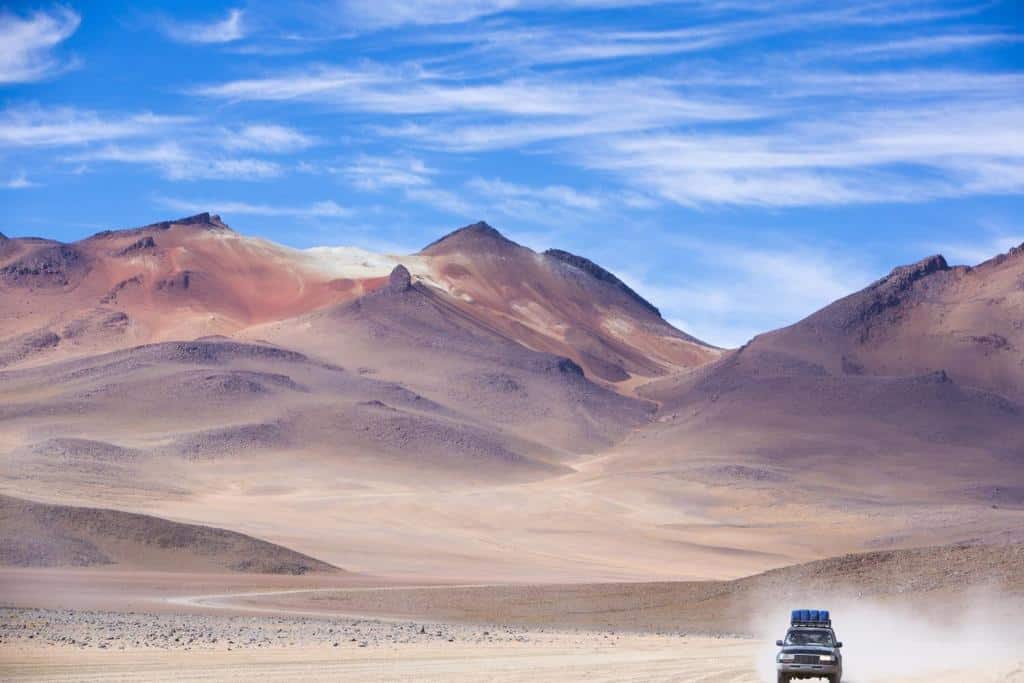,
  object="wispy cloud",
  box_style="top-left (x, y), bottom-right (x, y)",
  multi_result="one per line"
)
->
top-left (336, 154), bottom-right (472, 214)
top-left (156, 196), bottom-right (350, 218)
top-left (195, 63), bottom-right (756, 118)
top-left (160, 8), bottom-right (247, 44)
top-left (0, 106), bottom-right (187, 147)
top-left (933, 231), bottom-right (1024, 266)
top-left (3, 172), bottom-right (38, 189)
top-left (67, 143), bottom-right (281, 181)
top-left (386, 2), bottom-right (999, 70)
top-left (578, 98), bottom-right (1024, 206)
top-left (465, 177), bottom-right (605, 224)
top-left (341, 155), bottom-right (435, 190)
top-left (618, 236), bottom-right (876, 347)
top-left (836, 32), bottom-right (1024, 60)
top-left (332, 0), bottom-right (973, 33)
top-left (197, 65), bottom-right (759, 152)
top-left (0, 6), bottom-right (80, 83)
top-left (403, 186), bottom-right (473, 215)
top-left (0, 107), bottom-right (305, 182)
top-left (220, 124), bottom-right (316, 153)
top-left (334, 0), bottom-right (665, 30)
